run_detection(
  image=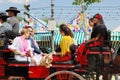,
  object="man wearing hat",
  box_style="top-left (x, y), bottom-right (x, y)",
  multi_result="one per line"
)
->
top-left (6, 7), bottom-right (20, 33)
top-left (0, 12), bottom-right (12, 34)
